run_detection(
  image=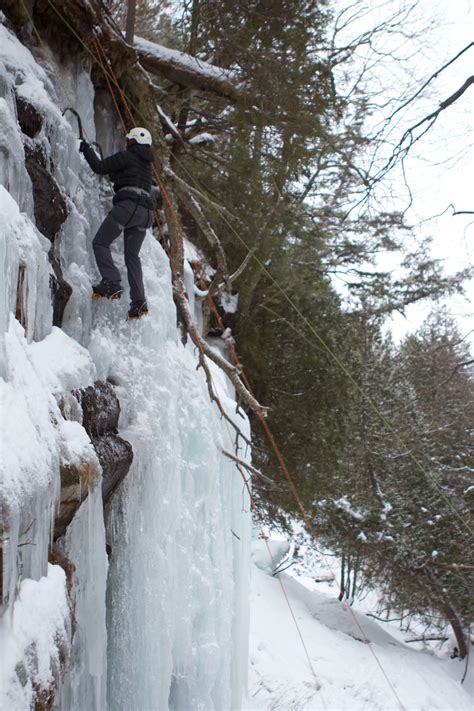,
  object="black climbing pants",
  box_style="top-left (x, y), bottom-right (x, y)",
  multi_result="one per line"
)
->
top-left (93, 199), bottom-right (153, 303)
